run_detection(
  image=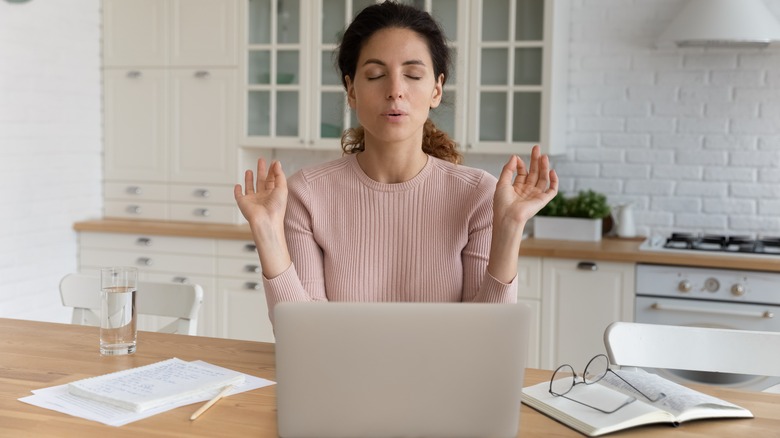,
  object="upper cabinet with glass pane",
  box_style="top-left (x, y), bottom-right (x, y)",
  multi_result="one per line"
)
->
top-left (240, 0), bottom-right (567, 155)
top-left (467, 0), bottom-right (568, 155)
